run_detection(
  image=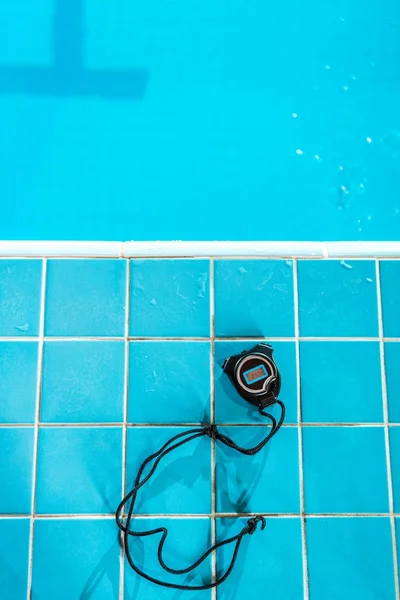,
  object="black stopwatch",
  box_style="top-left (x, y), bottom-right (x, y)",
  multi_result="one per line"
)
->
top-left (119, 341), bottom-right (285, 591)
top-left (222, 343), bottom-right (281, 407)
